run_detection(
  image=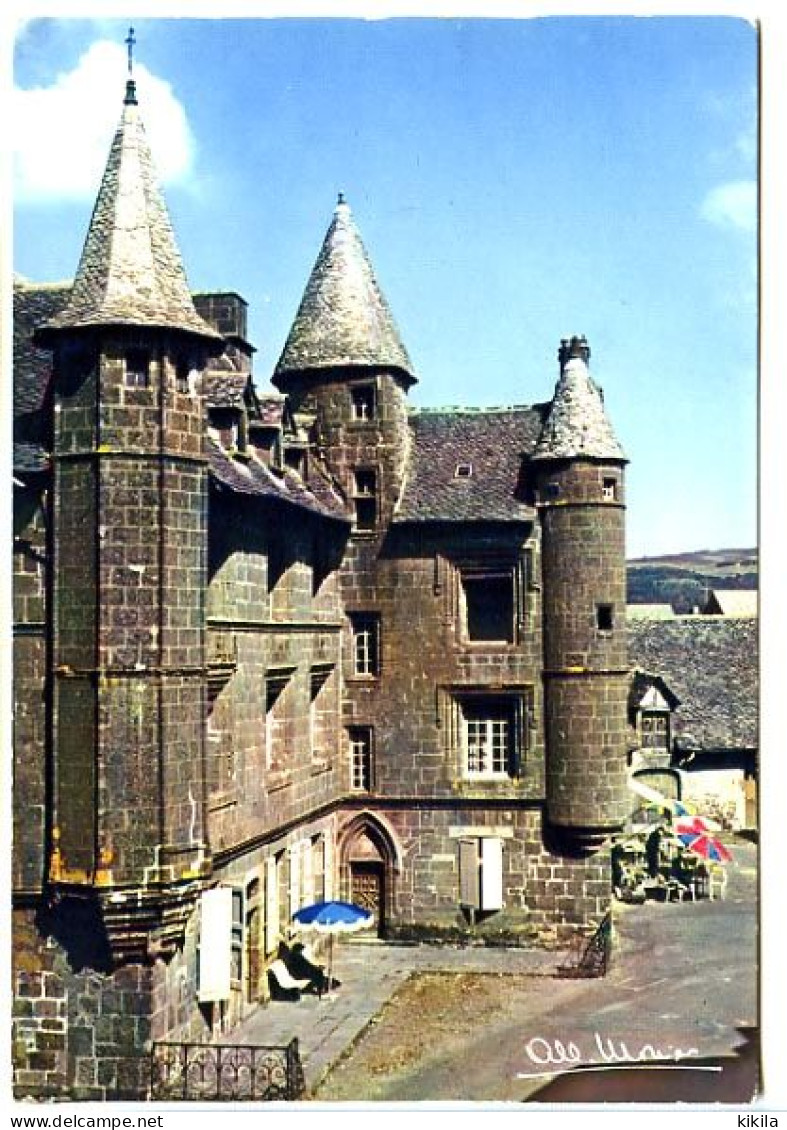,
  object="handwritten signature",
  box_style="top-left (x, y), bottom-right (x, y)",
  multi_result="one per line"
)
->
top-left (518, 1032), bottom-right (701, 1075)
